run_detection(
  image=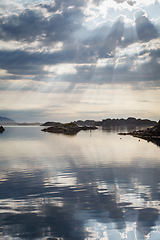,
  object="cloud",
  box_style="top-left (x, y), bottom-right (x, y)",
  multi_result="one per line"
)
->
top-left (39, 0), bottom-right (88, 12)
top-left (0, 0), bottom-right (159, 92)
top-left (92, 0), bottom-right (104, 6)
top-left (93, 0), bottom-right (136, 6)
top-left (135, 11), bottom-right (158, 42)
top-left (0, 5), bottom-right (84, 45)
top-left (0, 10), bottom-right (47, 42)
top-left (127, 0), bottom-right (136, 6)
